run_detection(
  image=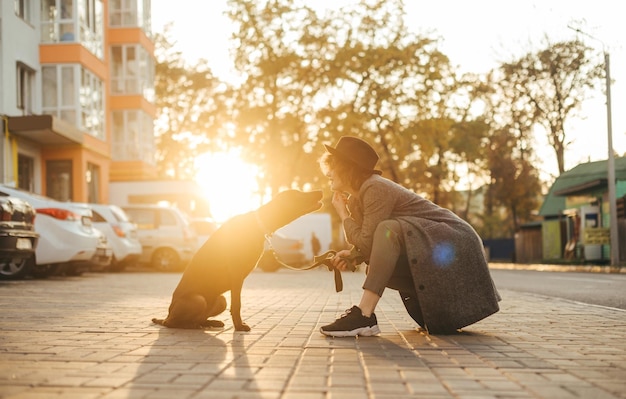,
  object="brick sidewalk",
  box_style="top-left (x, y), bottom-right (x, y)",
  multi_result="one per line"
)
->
top-left (0, 269), bottom-right (624, 399)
